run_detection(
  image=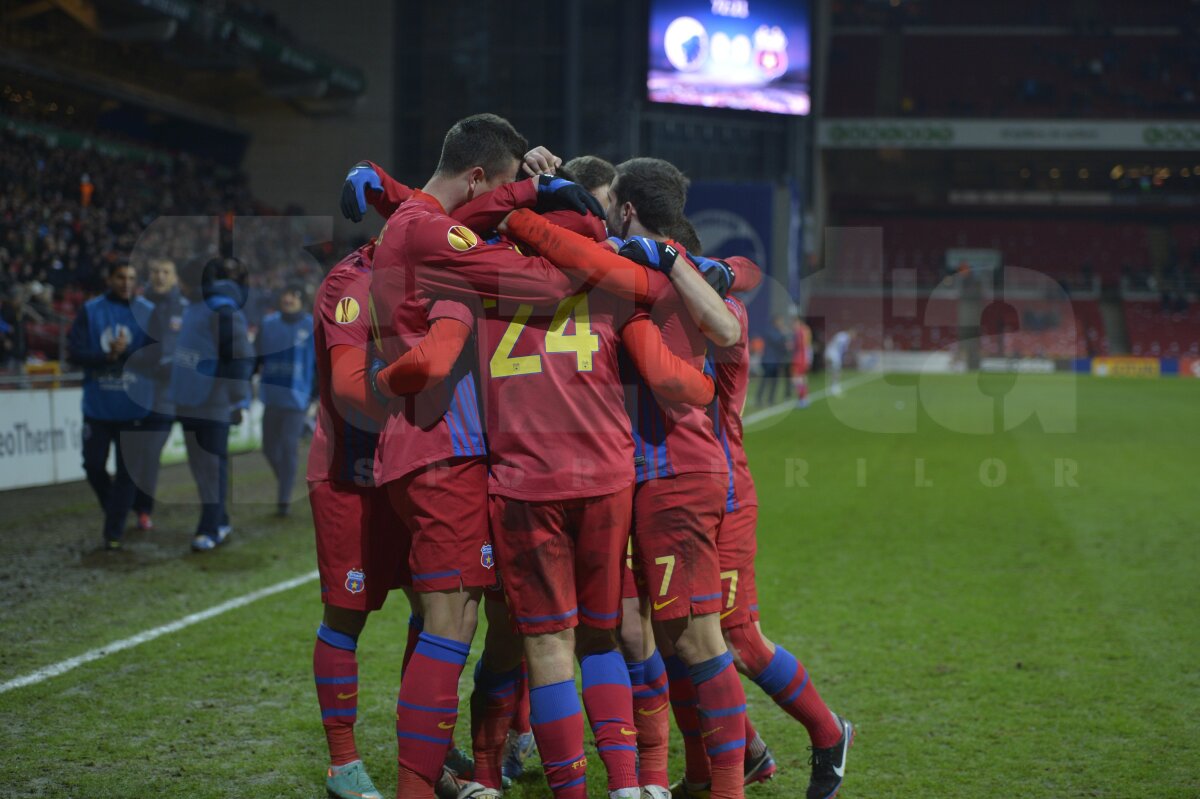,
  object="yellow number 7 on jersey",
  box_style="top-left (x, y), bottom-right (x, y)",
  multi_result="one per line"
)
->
top-left (490, 292), bottom-right (601, 378)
